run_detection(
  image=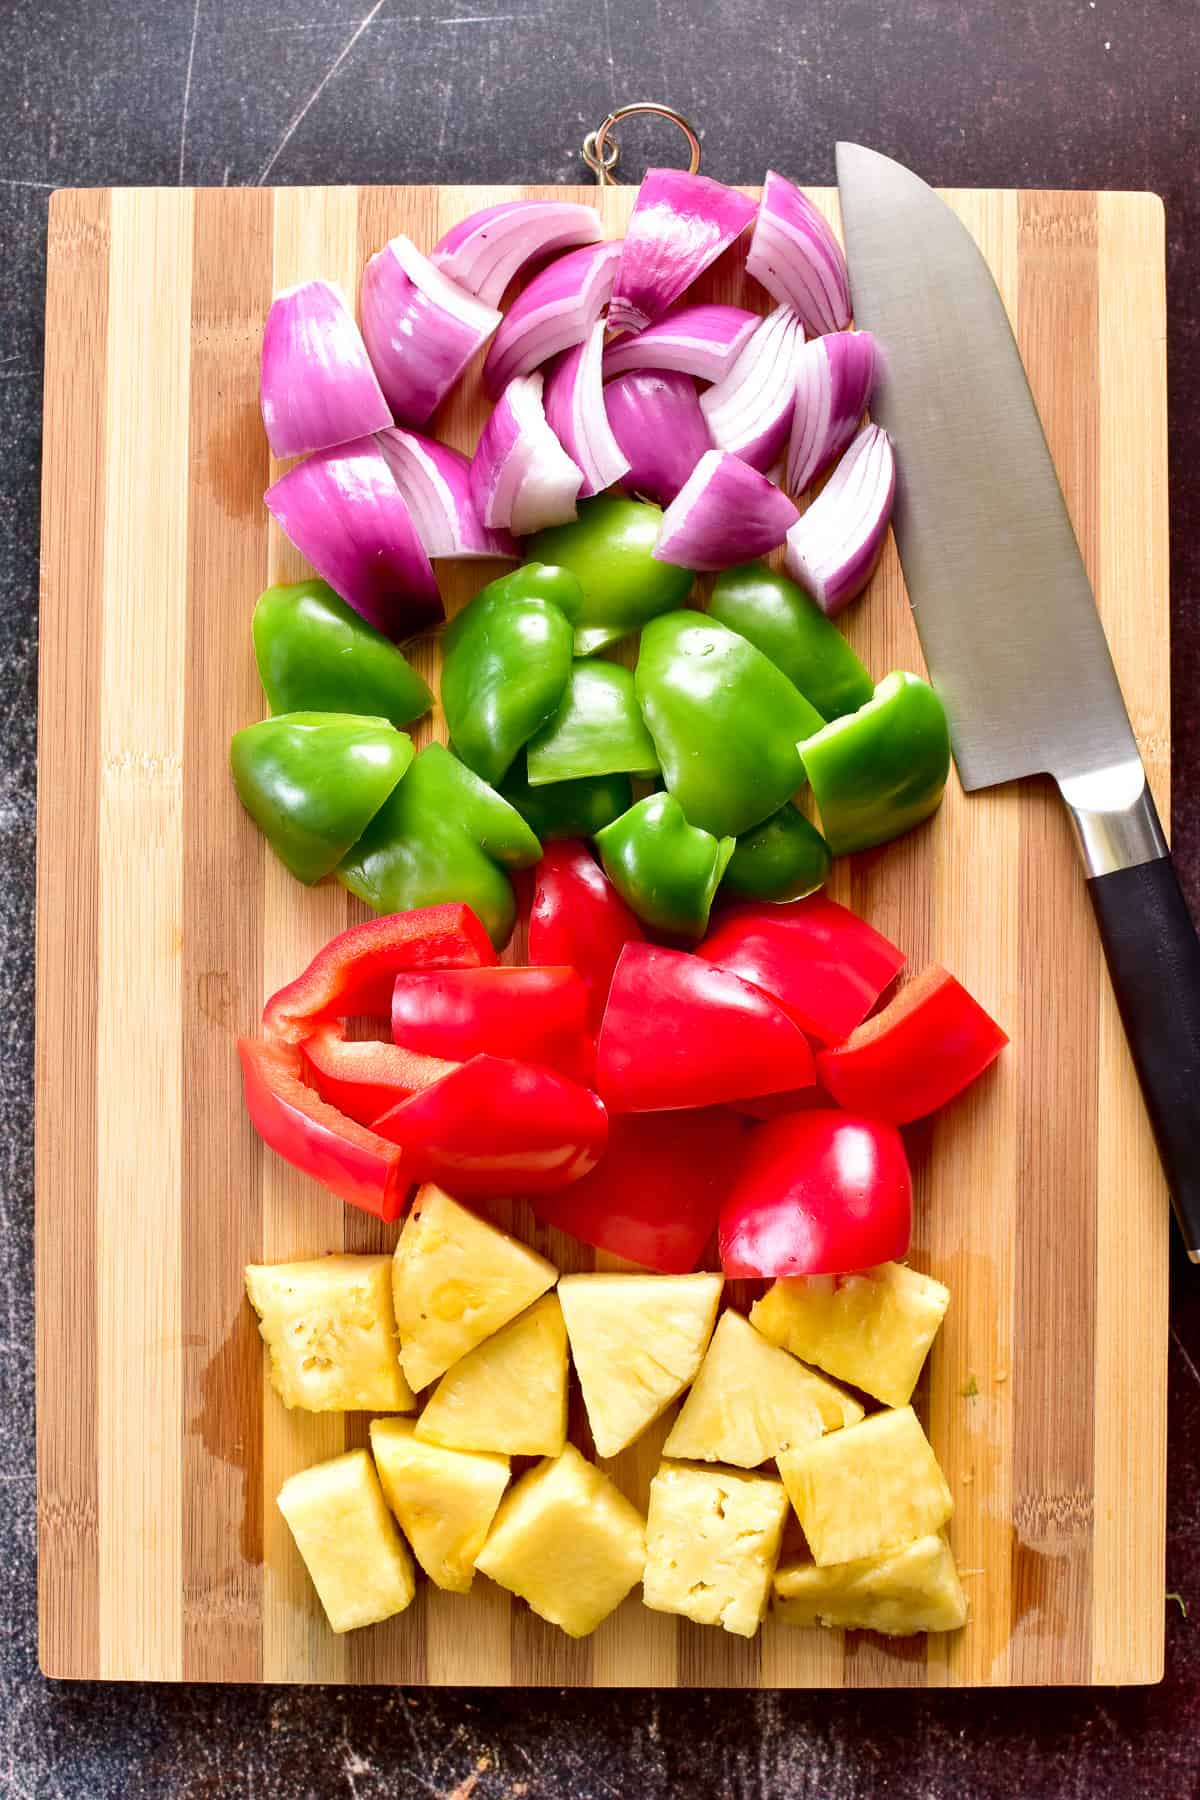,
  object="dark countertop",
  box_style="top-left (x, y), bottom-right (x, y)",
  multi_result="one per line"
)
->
top-left (4, 0), bottom-right (1200, 1792)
